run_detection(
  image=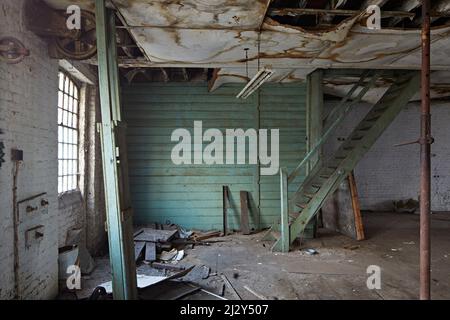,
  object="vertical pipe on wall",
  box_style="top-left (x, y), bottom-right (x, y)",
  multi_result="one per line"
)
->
top-left (420, 0), bottom-right (432, 301)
